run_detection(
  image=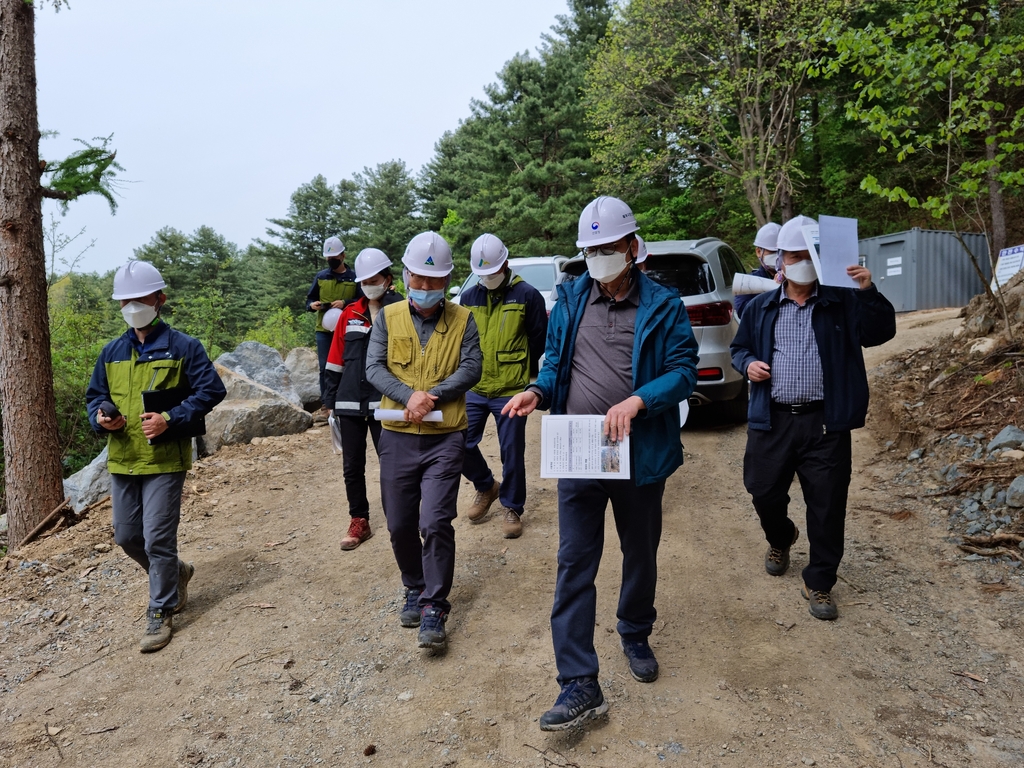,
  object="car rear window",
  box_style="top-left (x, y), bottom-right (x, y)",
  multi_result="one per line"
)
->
top-left (644, 254), bottom-right (715, 297)
top-left (513, 264), bottom-right (556, 292)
